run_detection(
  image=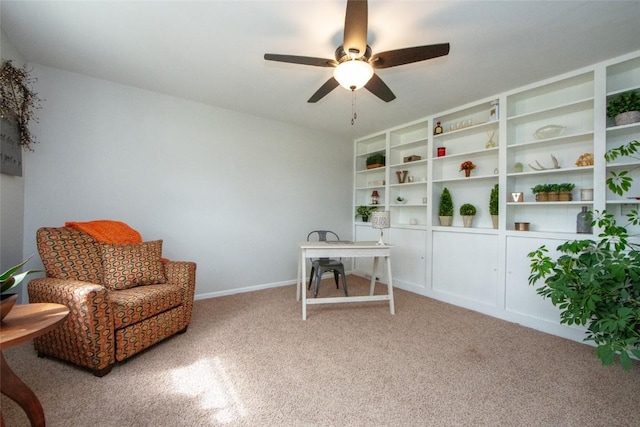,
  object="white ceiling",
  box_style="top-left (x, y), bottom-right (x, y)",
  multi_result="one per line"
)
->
top-left (2, 1), bottom-right (639, 140)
